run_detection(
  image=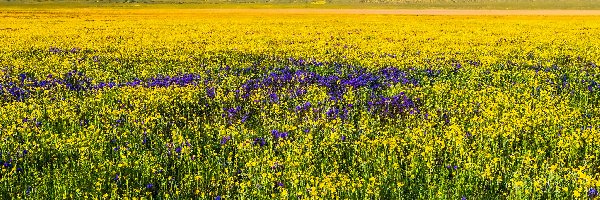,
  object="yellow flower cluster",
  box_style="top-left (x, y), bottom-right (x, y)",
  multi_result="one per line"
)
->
top-left (0, 8), bottom-right (598, 199)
